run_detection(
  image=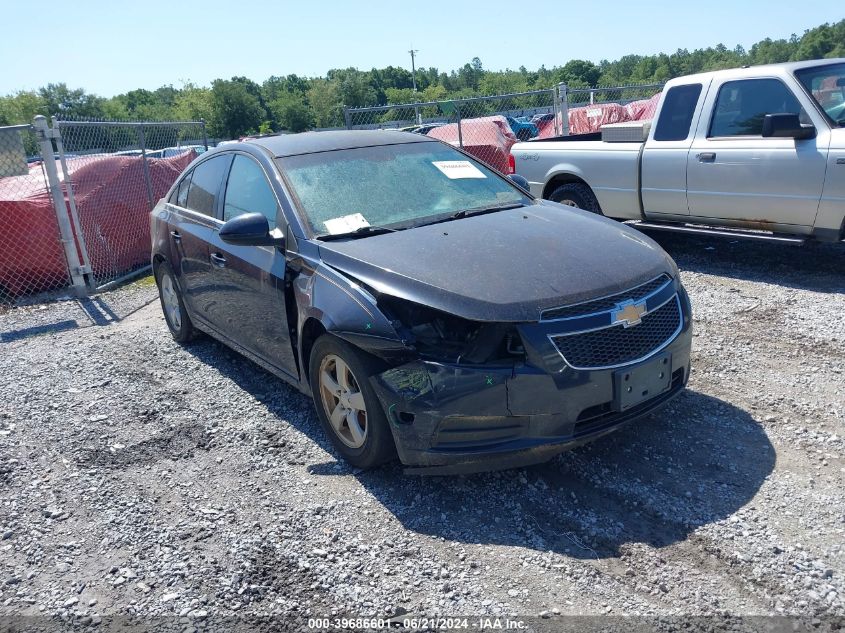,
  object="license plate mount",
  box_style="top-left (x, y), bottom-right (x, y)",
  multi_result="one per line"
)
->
top-left (613, 353), bottom-right (672, 411)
